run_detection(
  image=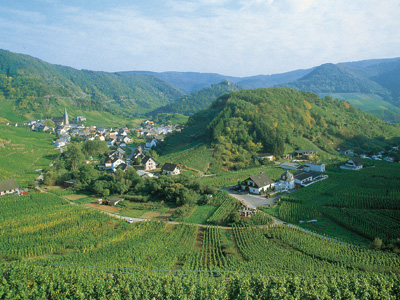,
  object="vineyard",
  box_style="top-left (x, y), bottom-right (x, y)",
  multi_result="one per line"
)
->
top-left (2, 263), bottom-right (400, 299)
top-left (206, 192), bottom-right (241, 225)
top-left (271, 161), bottom-right (400, 243)
top-left (1, 190), bottom-right (400, 297)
